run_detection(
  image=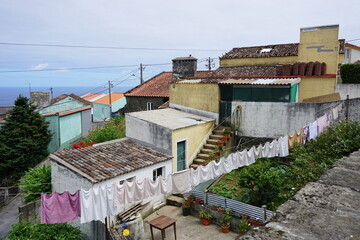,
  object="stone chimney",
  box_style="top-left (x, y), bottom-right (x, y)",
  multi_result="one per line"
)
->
top-left (30, 92), bottom-right (50, 109)
top-left (172, 55), bottom-right (197, 80)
